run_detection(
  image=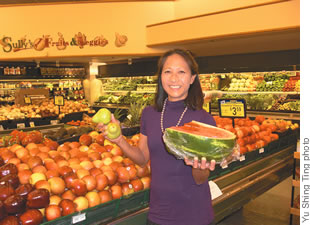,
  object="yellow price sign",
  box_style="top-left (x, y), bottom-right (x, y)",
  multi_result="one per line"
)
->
top-left (54, 95), bottom-right (64, 106)
top-left (203, 102), bottom-right (211, 113)
top-left (218, 99), bottom-right (246, 118)
top-left (24, 97), bottom-right (31, 104)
